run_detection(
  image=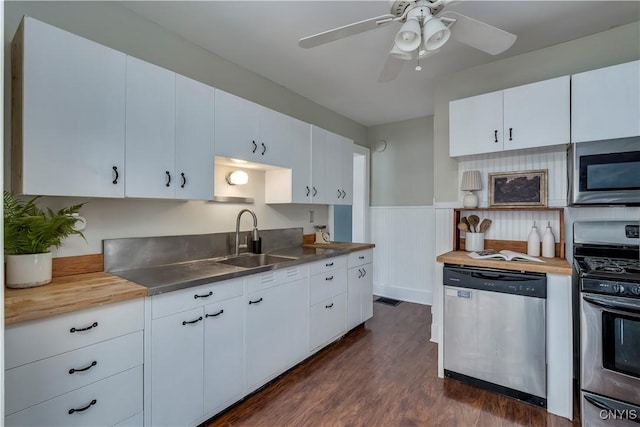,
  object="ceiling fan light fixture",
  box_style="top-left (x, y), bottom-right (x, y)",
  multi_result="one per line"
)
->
top-left (390, 42), bottom-right (413, 60)
top-left (423, 17), bottom-right (451, 51)
top-left (395, 18), bottom-right (421, 52)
